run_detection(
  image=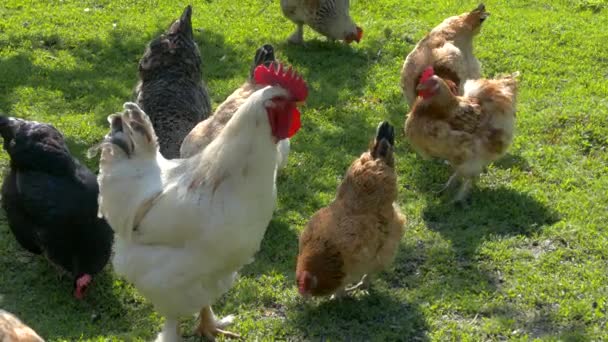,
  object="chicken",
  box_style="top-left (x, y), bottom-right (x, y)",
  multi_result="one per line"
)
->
top-left (0, 116), bottom-right (113, 299)
top-left (134, 5), bottom-right (212, 159)
top-left (180, 44), bottom-right (291, 169)
top-left (0, 309), bottom-right (44, 342)
top-left (94, 62), bottom-right (308, 341)
top-left (404, 66), bottom-right (519, 202)
top-left (280, 0), bottom-right (363, 44)
top-left (296, 121), bottom-right (405, 298)
top-left (400, 4), bottom-right (489, 107)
